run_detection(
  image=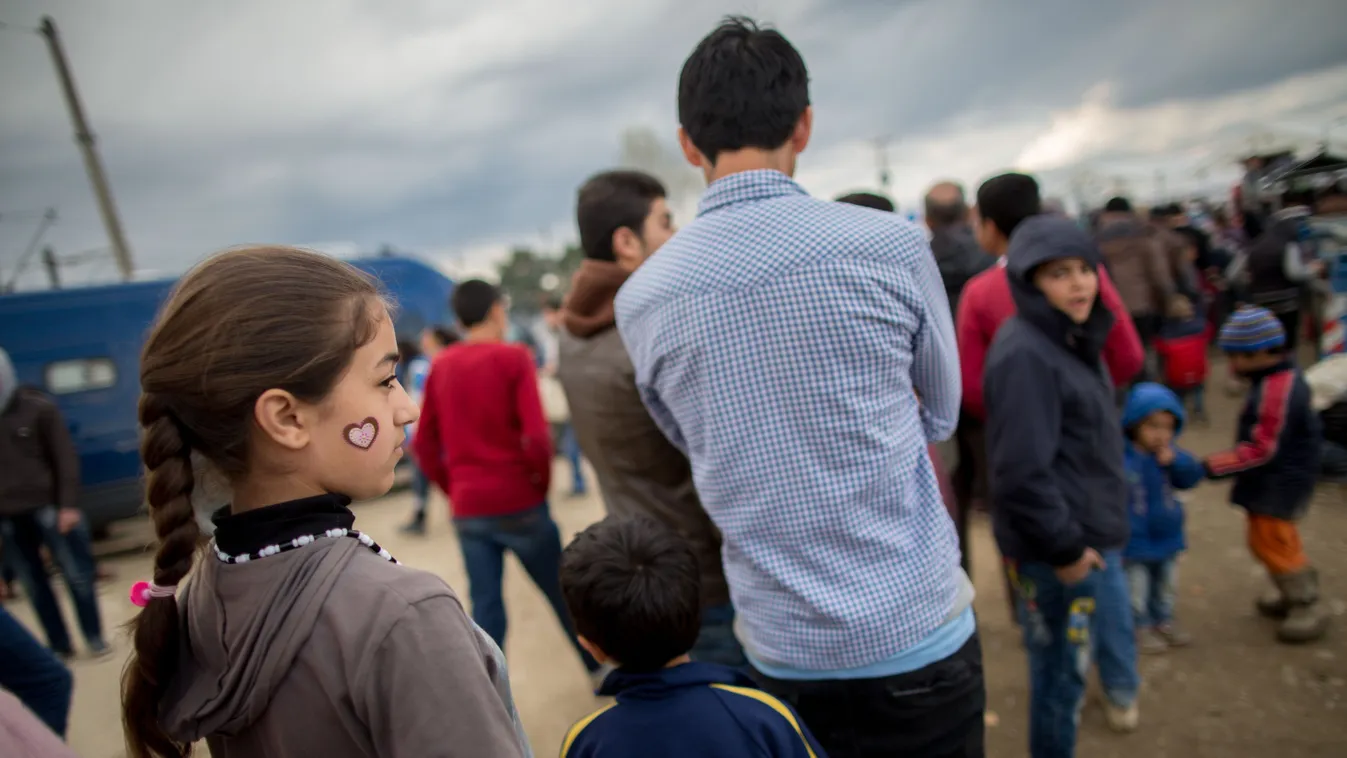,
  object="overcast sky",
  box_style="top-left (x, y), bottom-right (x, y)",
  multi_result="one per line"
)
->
top-left (2, 0), bottom-right (1345, 288)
